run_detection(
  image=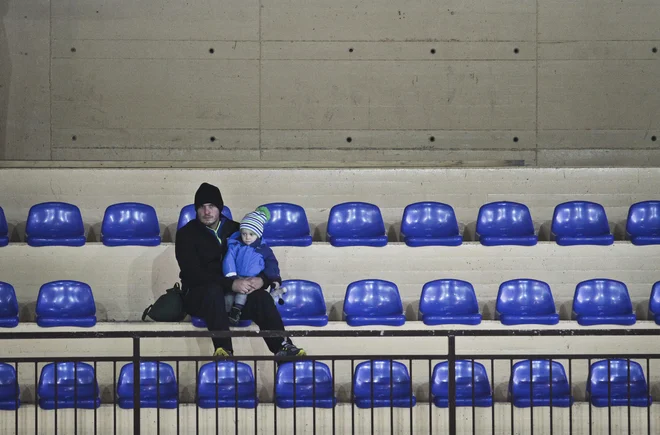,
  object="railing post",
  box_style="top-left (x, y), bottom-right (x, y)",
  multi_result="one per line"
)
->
top-left (133, 336), bottom-right (141, 435)
top-left (448, 335), bottom-right (456, 435)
